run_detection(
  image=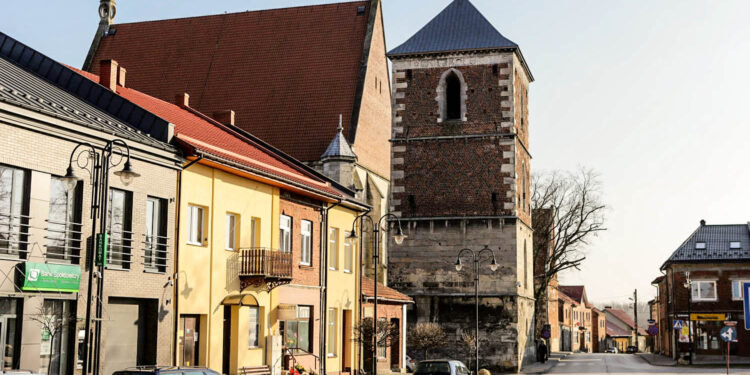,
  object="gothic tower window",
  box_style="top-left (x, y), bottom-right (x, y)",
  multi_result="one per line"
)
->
top-left (437, 69), bottom-right (467, 122)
